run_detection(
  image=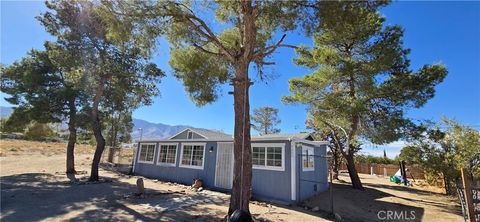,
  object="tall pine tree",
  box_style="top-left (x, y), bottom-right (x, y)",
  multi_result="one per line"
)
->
top-left (283, 1), bottom-right (447, 189)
